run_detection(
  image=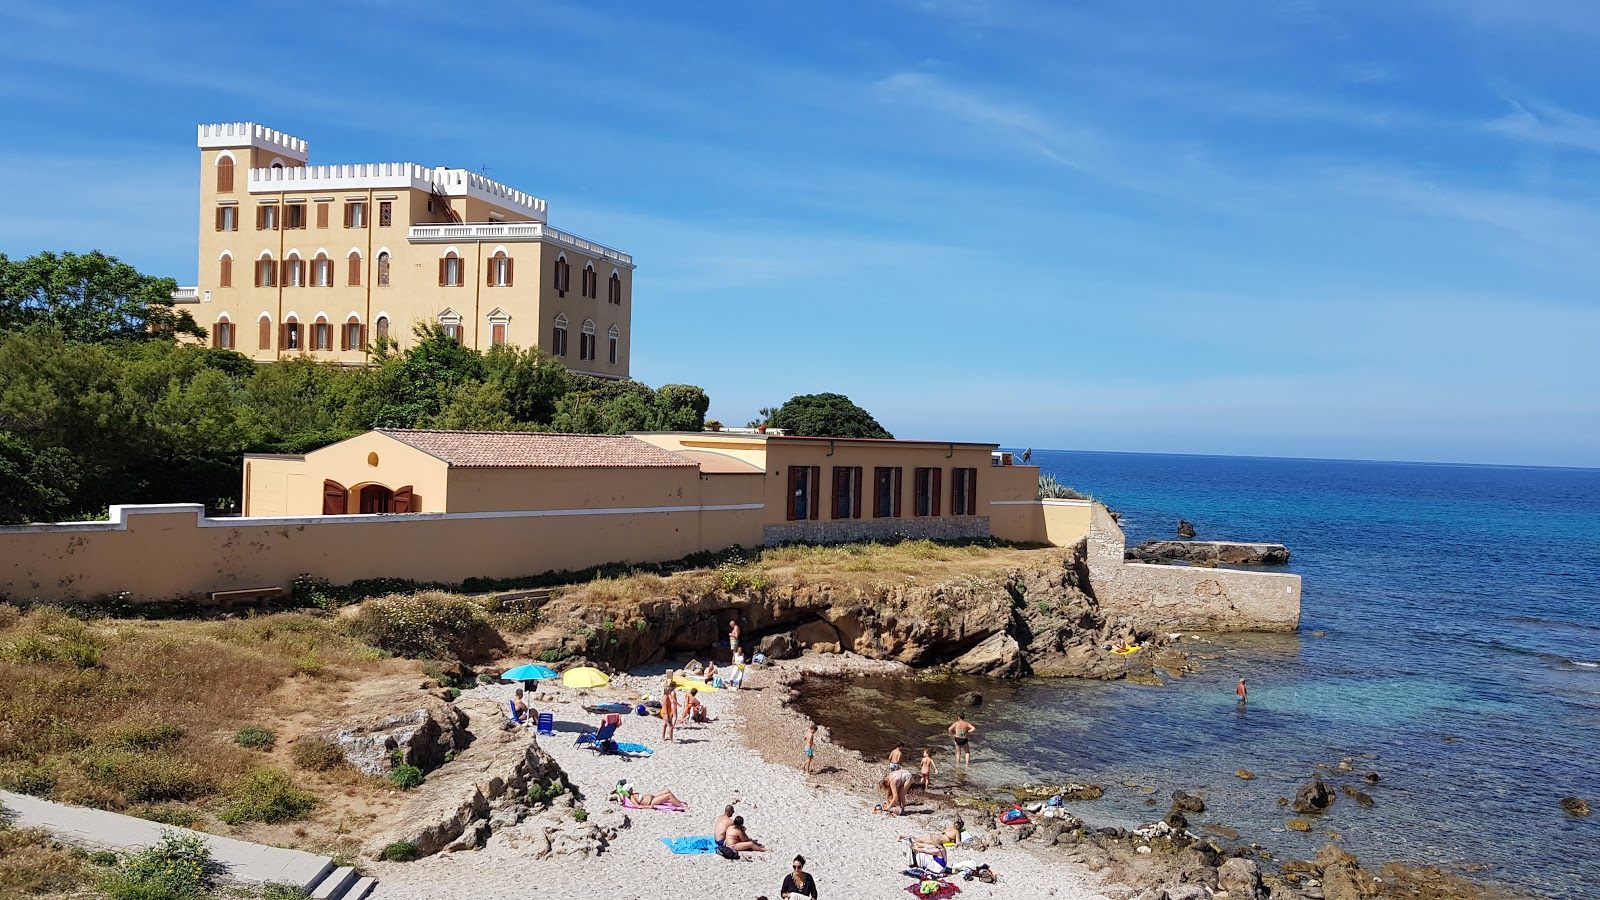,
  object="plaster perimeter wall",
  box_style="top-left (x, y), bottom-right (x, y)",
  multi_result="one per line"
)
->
top-left (0, 500), bottom-right (761, 604)
top-left (1085, 504), bottom-right (1301, 632)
